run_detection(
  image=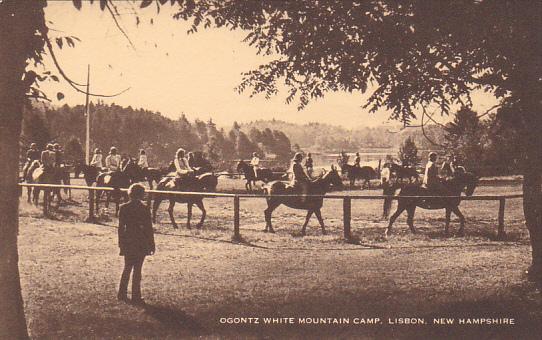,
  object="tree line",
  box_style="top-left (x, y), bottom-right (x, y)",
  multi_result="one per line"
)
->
top-left (396, 107), bottom-right (523, 177)
top-left (20, 101), bottom-right (293, 169)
